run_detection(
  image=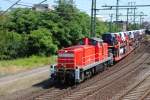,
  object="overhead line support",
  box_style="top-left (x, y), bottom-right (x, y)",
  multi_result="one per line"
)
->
top-left (91, 0), bottom-right (96, 37)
